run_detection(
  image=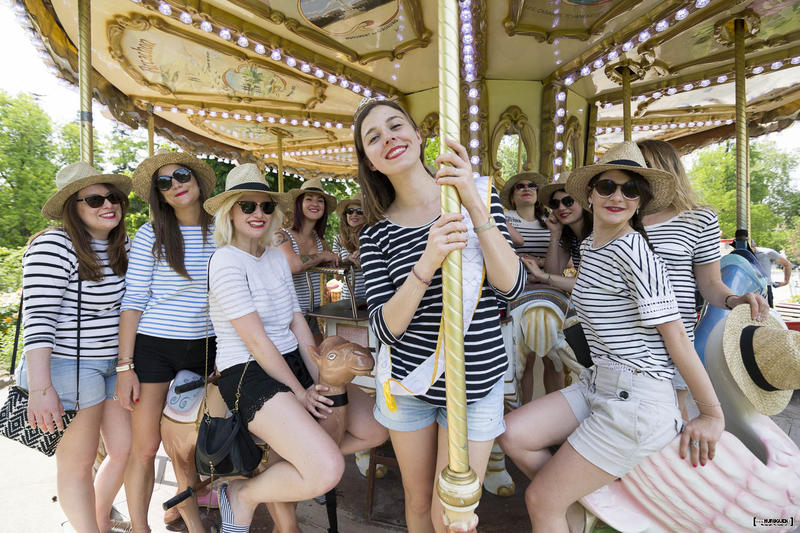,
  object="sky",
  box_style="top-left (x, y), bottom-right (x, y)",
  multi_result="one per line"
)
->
top-left (0, 2), bottom-right (798, 183)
